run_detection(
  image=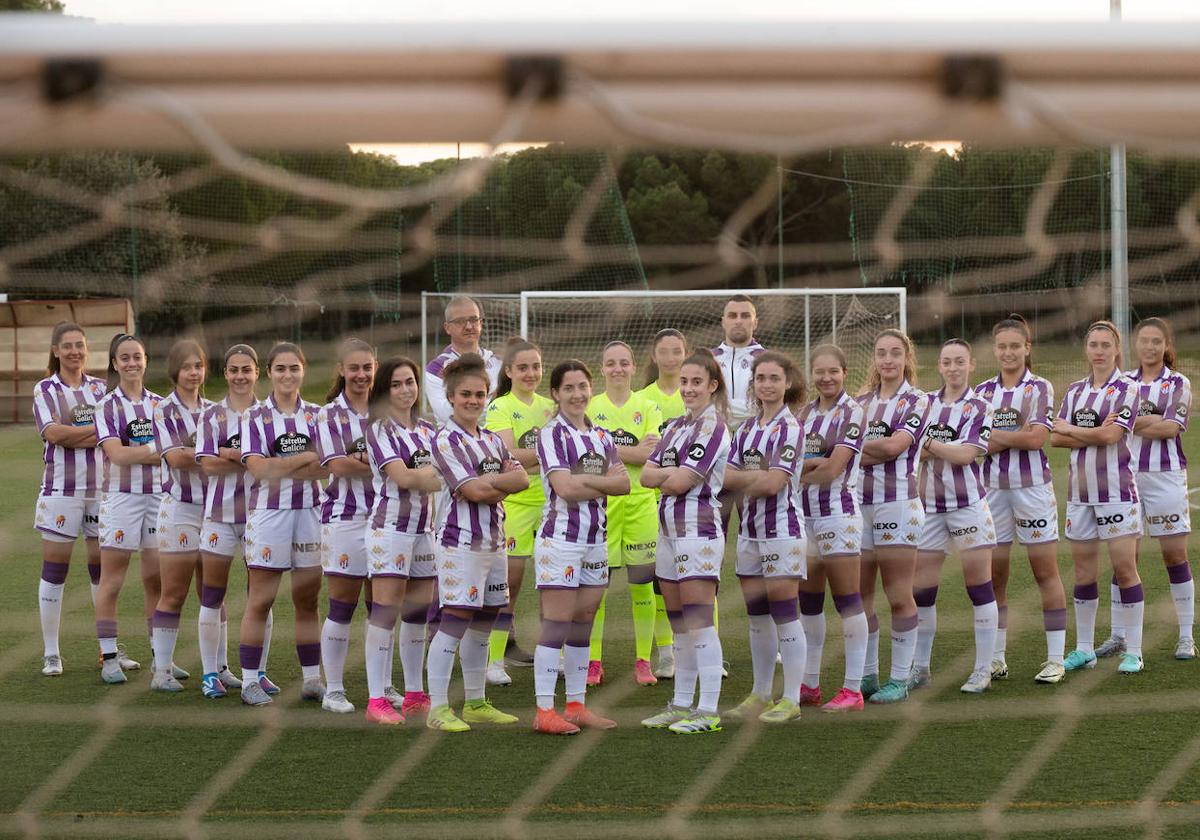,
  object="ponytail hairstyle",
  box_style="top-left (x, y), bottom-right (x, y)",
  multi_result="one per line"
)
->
top-left (442, 352), bottom-right (489, 400)
top-left (166, 338), bottom-right (208, 391)
top-left (325, 337), bottom-right (376, 403)
top-left (549, 359), bottom-right (593, 402)
top-left (810, 343), bottom-right (848, 374)
top-left (369, 355), bottom-right (422, 426)
top-left (106, 333), bottom-right (147, 390)
top-left (47, 321), bottom-right (85, 376)
top-left (643, 328), bottom-right (690, 388)
top-left (861, 328), bottom-right (919, 395)
top-left (681, 347), bottom-right (728, 417)
top-left (223, 343), bottom-right (259, 370)
top-left (992, 313), bottom-right (1034, 371)
top-left (1084, 320), bottom-right (1124, 371)
top-left (495, 336), bottom-right (541, 400)
top-left (266, 341), bottom-right (306, 369)
top-left (750, 350), bottom-right (806, 413)
top-left (1133, 316), bottom-right (1177, 369)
